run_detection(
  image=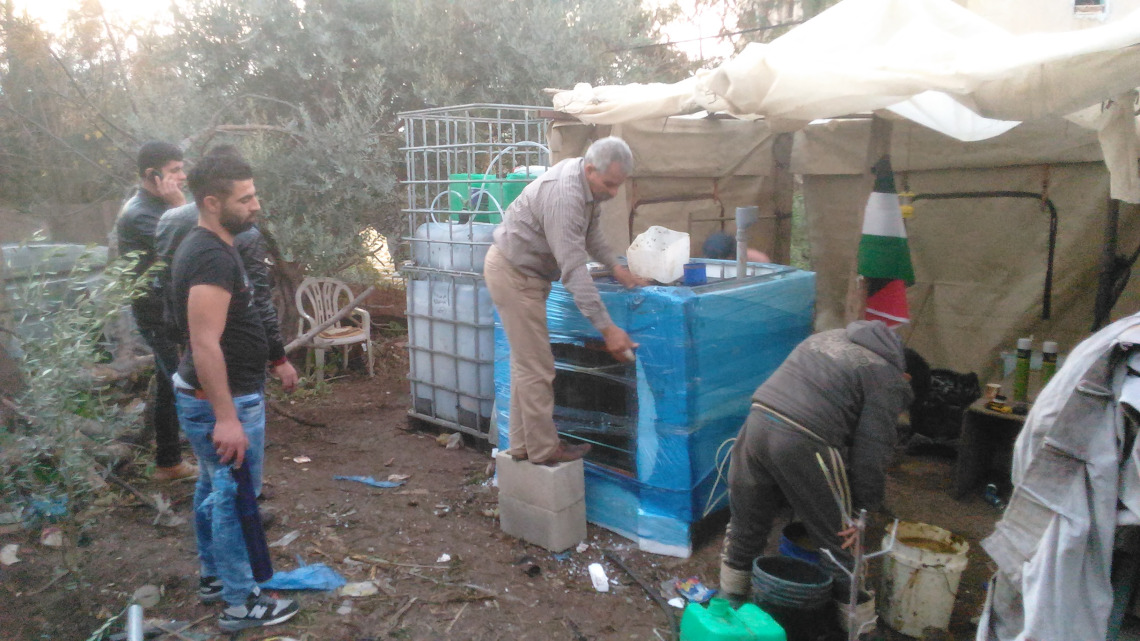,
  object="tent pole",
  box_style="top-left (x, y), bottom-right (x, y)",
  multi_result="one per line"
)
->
top-left (1093, 197), bottom-right (1121, 331)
